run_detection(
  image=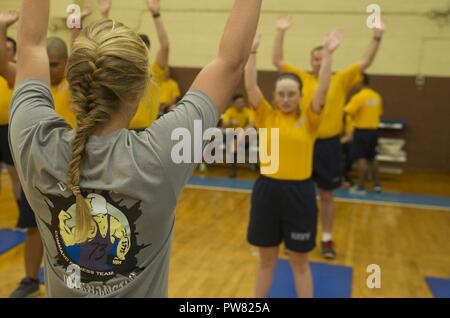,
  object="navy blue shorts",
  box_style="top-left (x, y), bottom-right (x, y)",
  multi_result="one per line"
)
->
top-left (313, 136), bottom-right (342, 191)
top-left (247, 175), bottom-right (318, 253)
top-left (16, 191), bottom-right (37, 229)
top-left (0, 125), bottom-right (14, 166)
top-left (353, 129), bottom-right (379, 161)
